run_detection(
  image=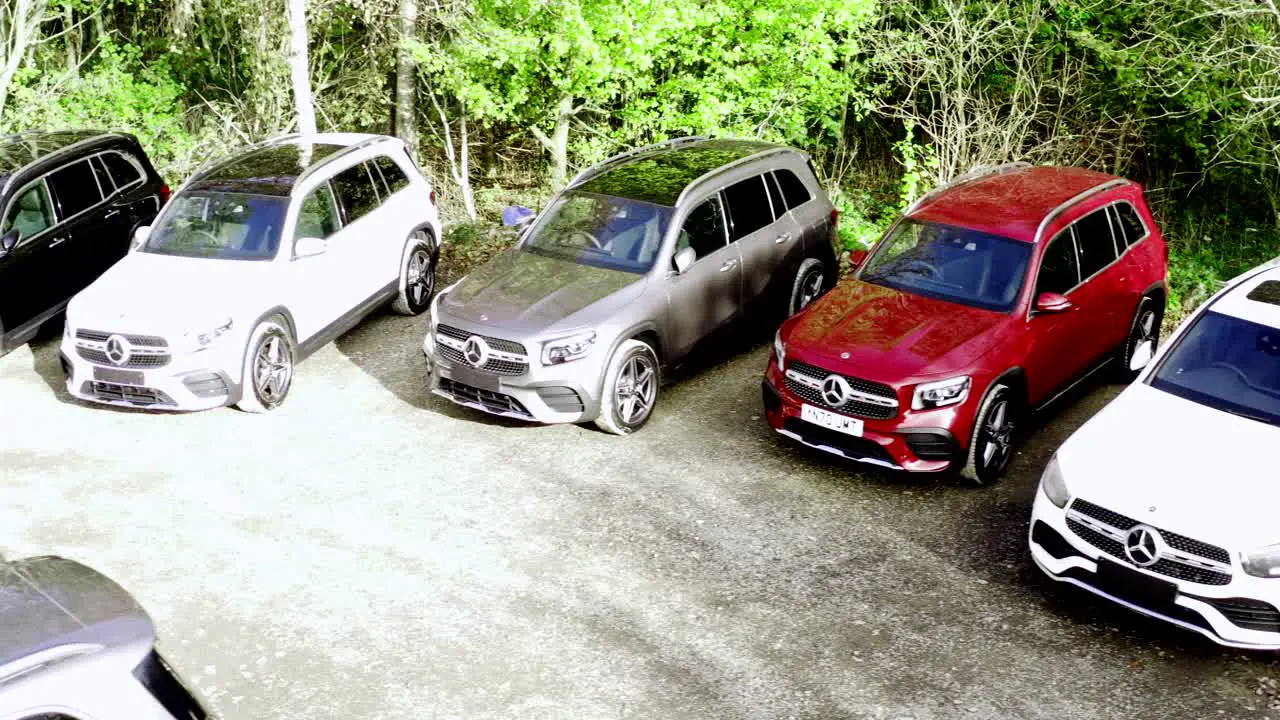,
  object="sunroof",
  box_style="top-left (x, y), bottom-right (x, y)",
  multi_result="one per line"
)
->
top-left (1247, 280), bottom-right (1280, 306)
